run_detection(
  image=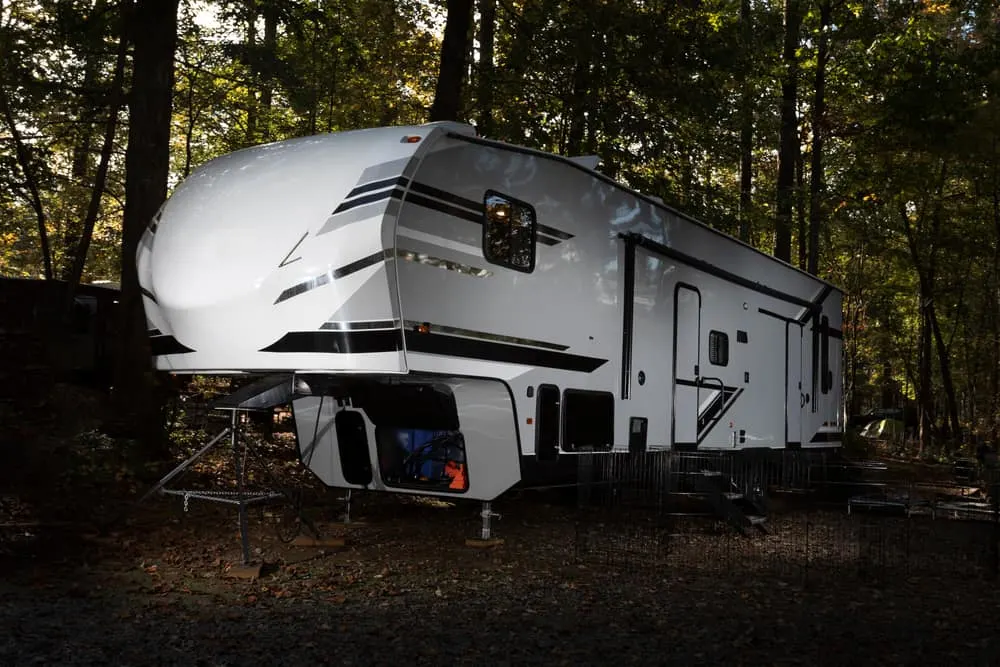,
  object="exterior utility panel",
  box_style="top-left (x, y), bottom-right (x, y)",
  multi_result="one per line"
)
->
top-left (139, 121), bottom-right (844, 501)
